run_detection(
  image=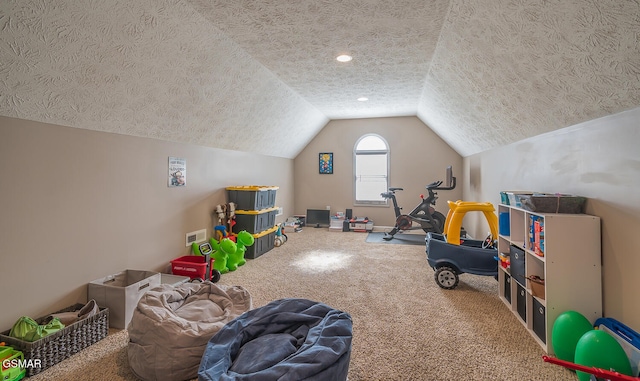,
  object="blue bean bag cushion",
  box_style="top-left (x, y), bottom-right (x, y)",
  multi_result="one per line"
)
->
top-left (198, 298), bottom-right (353, 381)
